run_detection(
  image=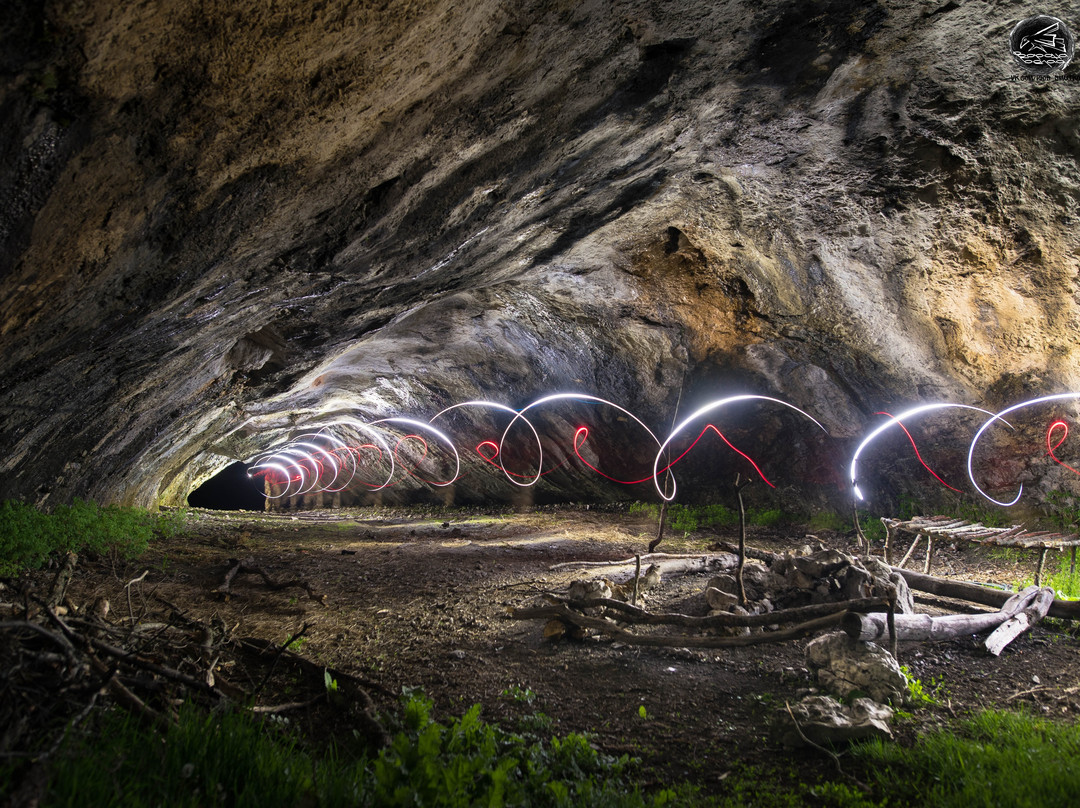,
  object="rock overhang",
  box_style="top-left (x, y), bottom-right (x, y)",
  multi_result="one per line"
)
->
top-left (0, 0), bottom-right (1078, 514)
